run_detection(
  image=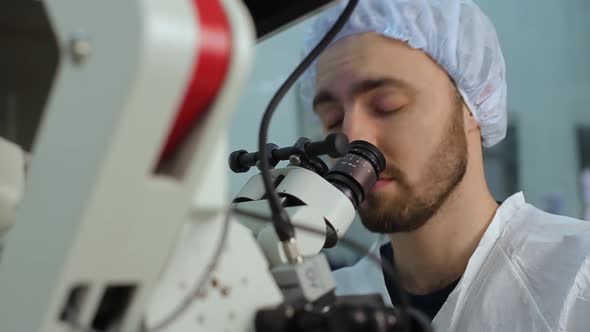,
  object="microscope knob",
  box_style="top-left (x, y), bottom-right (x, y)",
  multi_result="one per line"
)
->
top-left (305, 133), bottom-right (349, 158)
